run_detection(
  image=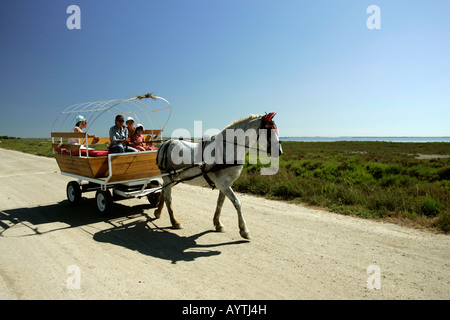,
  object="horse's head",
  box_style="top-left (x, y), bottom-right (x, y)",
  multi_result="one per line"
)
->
top-left (261, 112), bottom-right (283, 157)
